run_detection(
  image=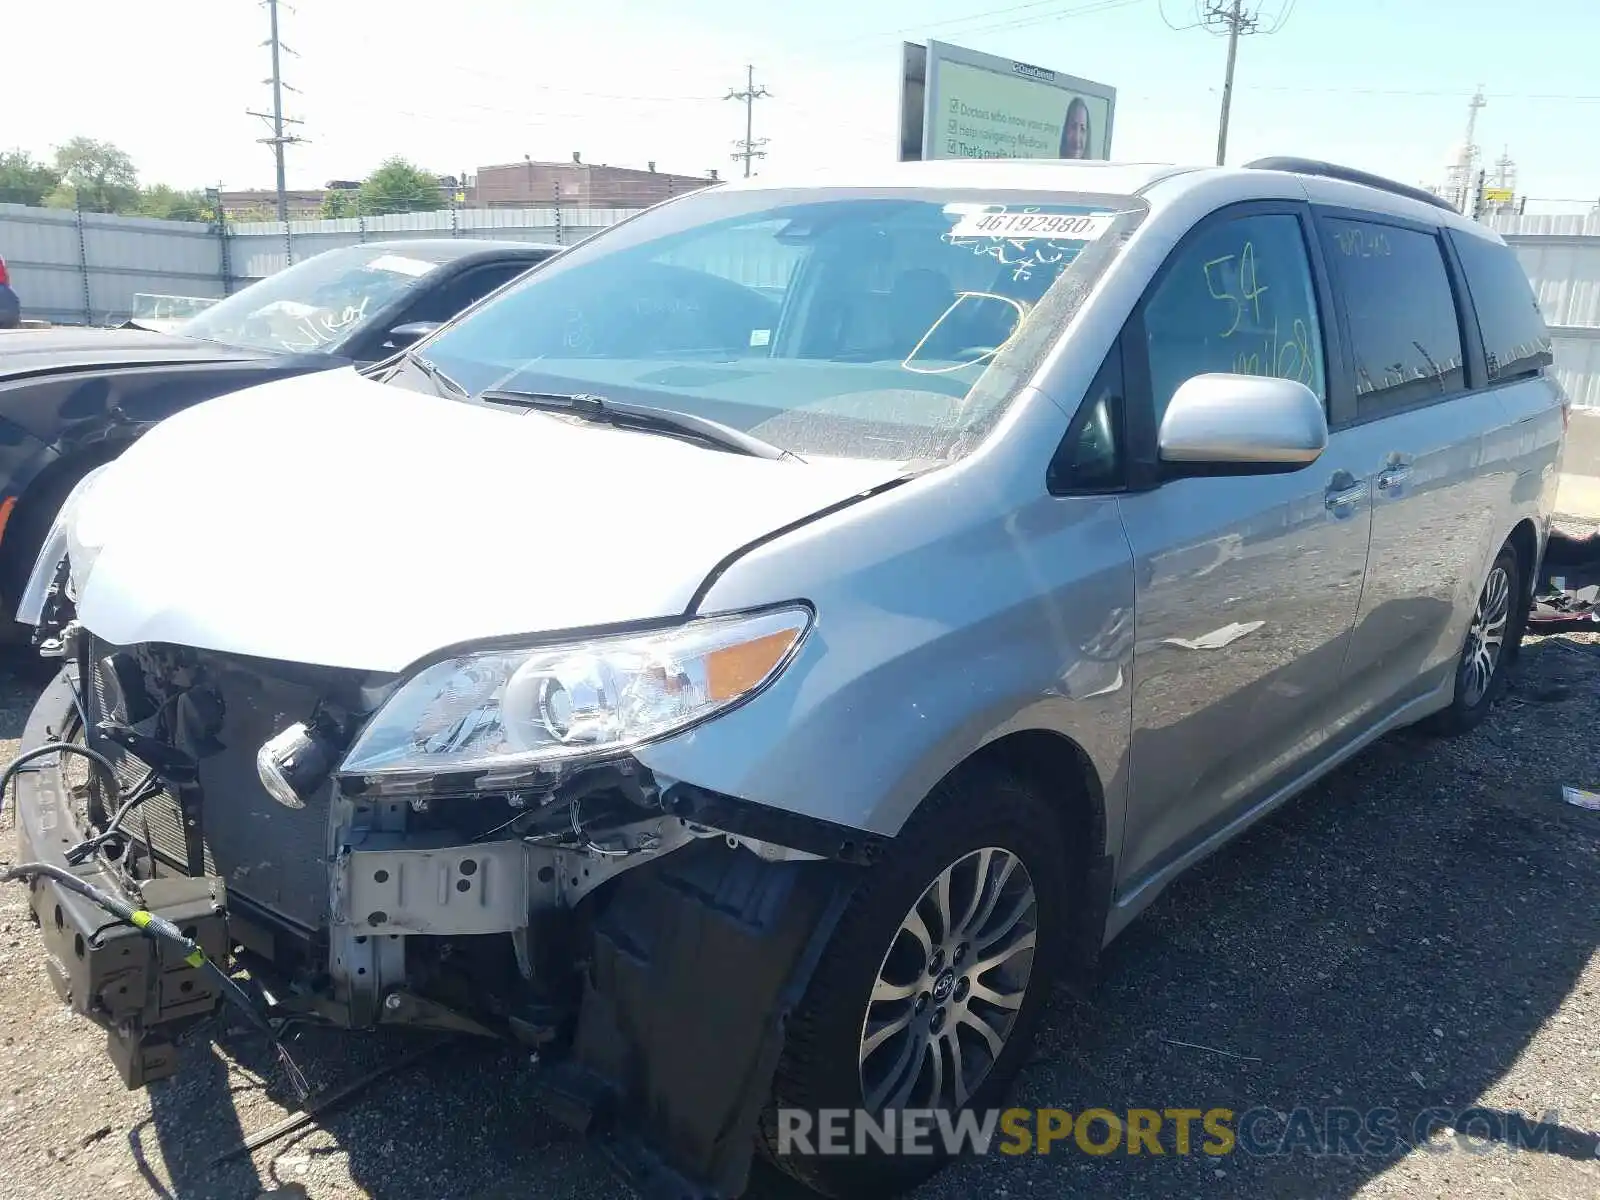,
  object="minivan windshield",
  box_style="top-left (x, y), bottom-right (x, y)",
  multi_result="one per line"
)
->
top-left (413, 186), bottom-right (1147, 462)
top-left (178, 243), bottom-right (447, 354)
